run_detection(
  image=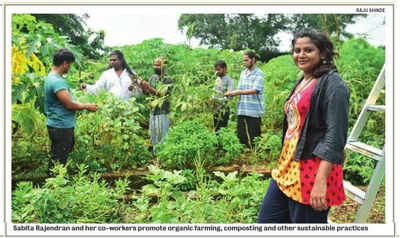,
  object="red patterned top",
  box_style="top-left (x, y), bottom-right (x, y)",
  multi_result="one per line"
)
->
top-left (272, 79), bottom-right (345, 206)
